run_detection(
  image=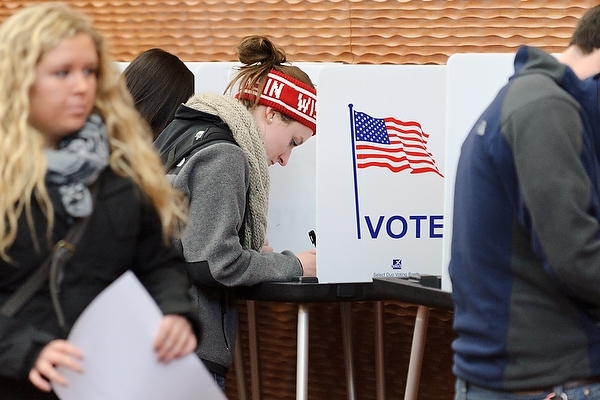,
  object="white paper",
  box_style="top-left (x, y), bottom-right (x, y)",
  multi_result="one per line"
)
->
top-left (52, 271), bottom-right (225, 400)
